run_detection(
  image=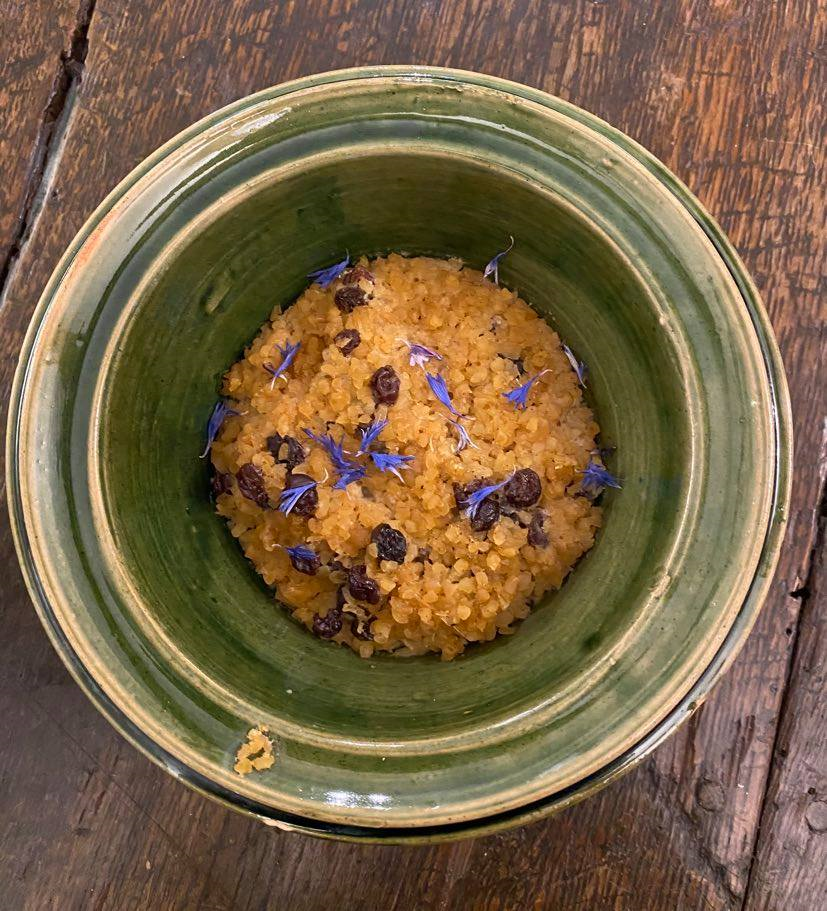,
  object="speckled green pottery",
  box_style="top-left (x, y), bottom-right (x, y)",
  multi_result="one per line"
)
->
top-left (7, 67), bottom-right (791, 842)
